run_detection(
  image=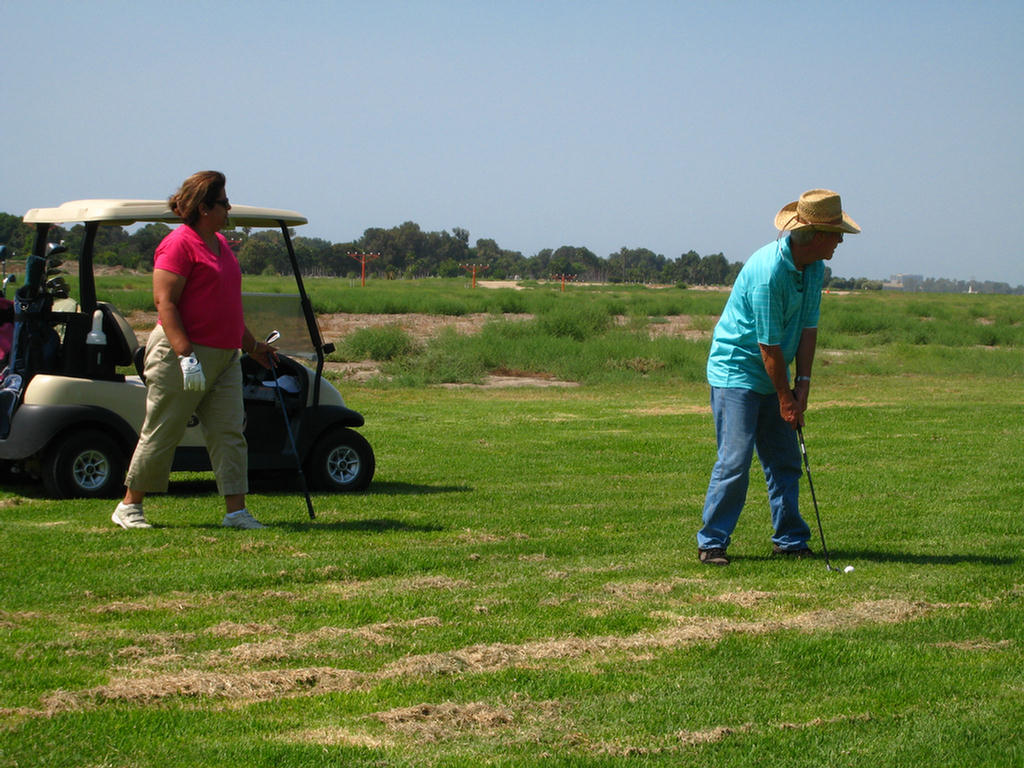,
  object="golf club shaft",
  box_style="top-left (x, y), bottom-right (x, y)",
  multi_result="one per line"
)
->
top-left (267, 353), bottom-right (315, 520)
top-left (797, 426), bottom-right (833, 571)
